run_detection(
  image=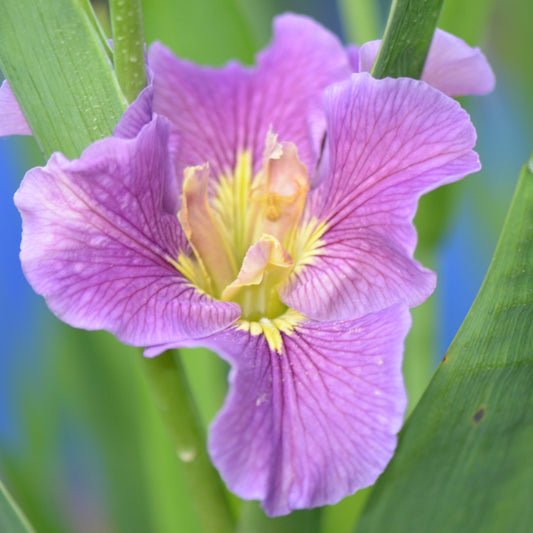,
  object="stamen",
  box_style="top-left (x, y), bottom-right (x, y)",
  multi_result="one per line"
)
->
top-left (221, 234), bottom-right (293, 320)
top-left (251, 131), bottom-right (309, 247)
top-left (179, 164), bottom-right (237, 296)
